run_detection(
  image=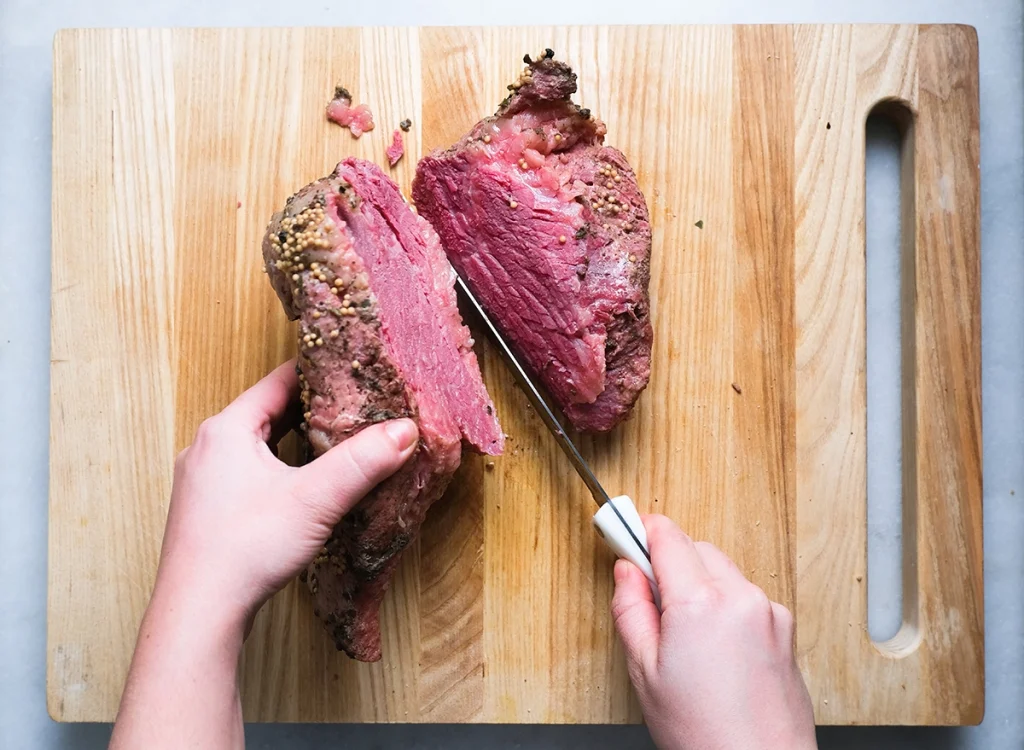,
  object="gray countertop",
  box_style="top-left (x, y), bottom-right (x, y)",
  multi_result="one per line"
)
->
top-left (2, 1), bottom-right (1021, 748)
